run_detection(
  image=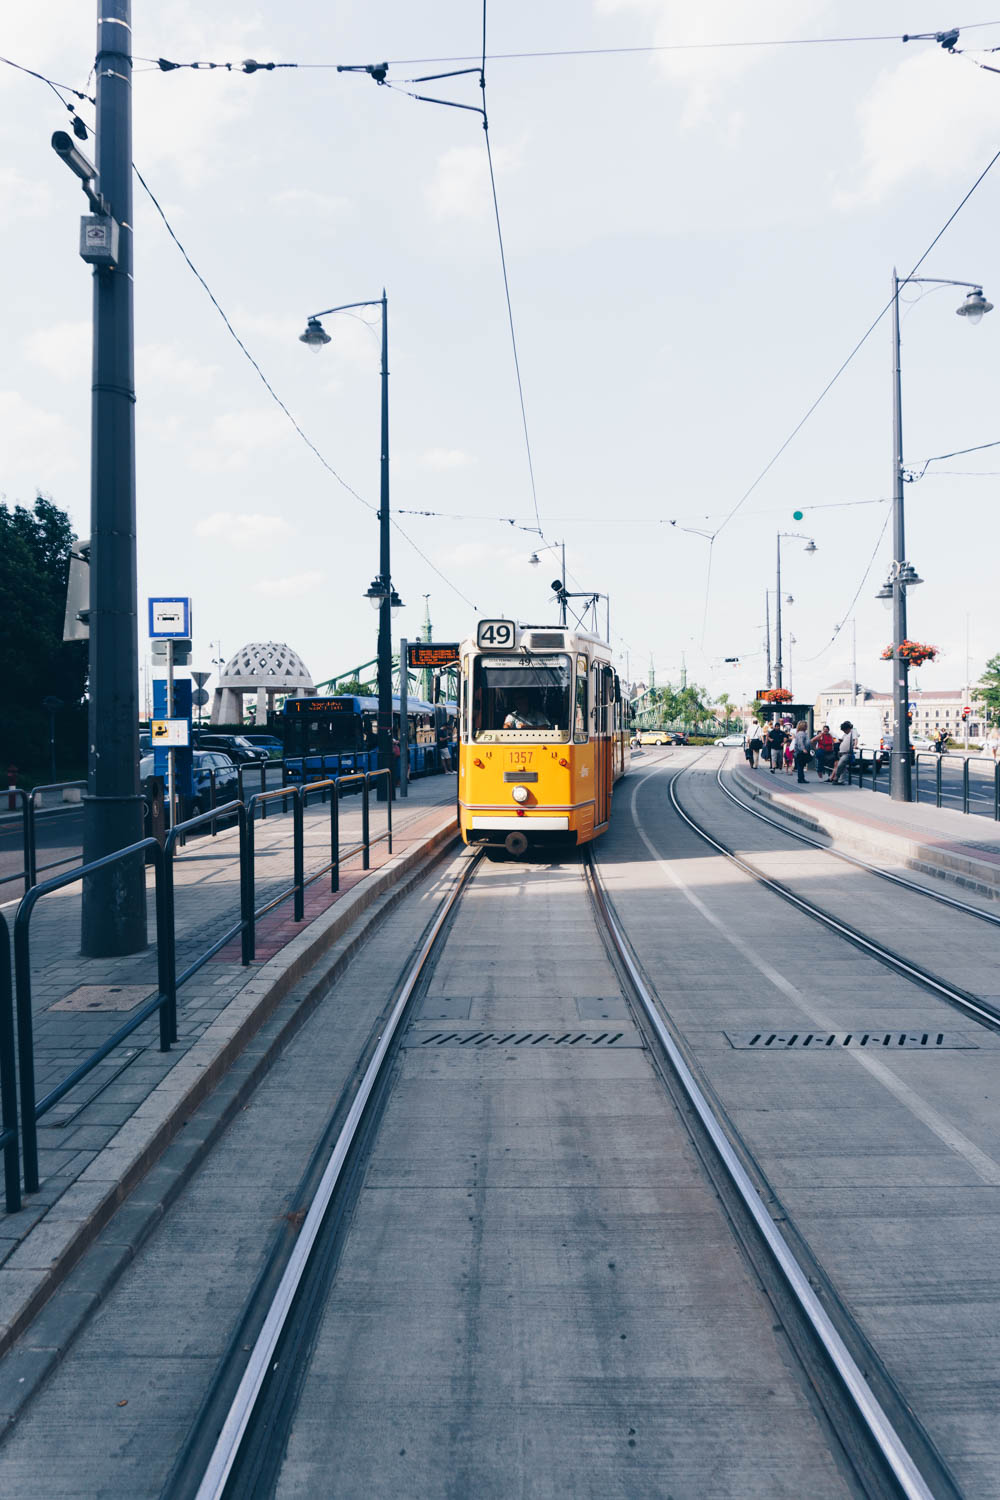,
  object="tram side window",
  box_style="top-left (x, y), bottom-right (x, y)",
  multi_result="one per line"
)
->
top-left (574, 654), bottom-right (588, 743)
top-left (472, 656), bottom-right (572, 741)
